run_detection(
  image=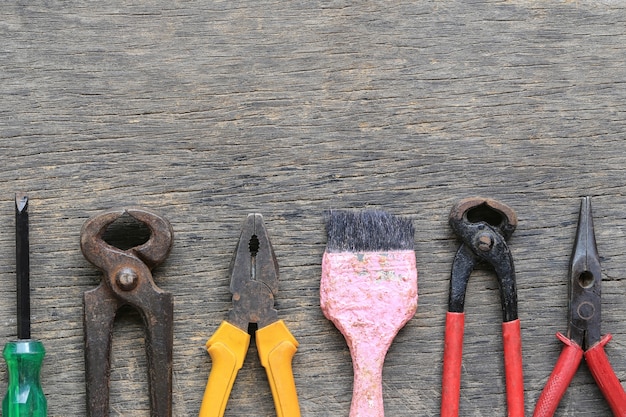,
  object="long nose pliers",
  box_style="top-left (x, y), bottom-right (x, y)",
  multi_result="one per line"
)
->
top-left (533, 197), bottom-right (626, 417)
top-left (441, 197), bottom-right (524, 417)
top-left (198, 213), bottom-right (301, 417)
